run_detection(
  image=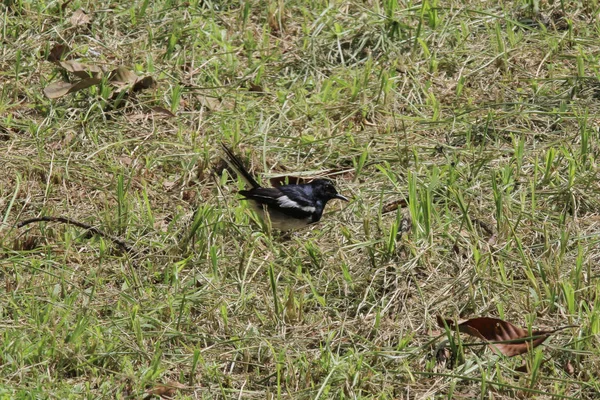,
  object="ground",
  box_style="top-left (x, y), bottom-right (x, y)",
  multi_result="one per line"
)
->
top-left (1, 0), bottom-right (600, 398)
